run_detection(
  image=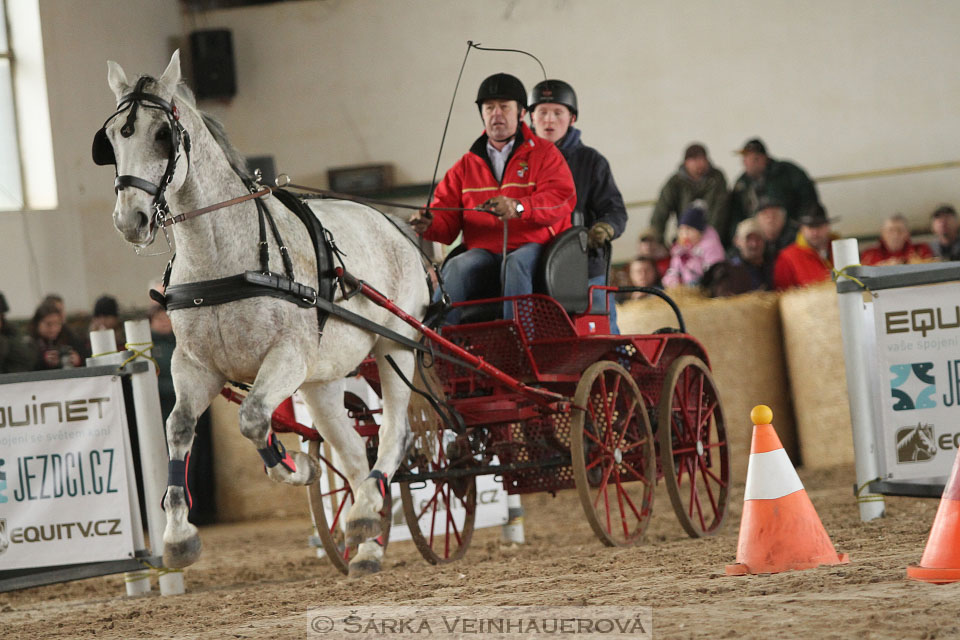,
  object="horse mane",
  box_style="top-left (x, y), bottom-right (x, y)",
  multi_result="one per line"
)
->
top-left (138, 74), bottom-right (254, 183)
